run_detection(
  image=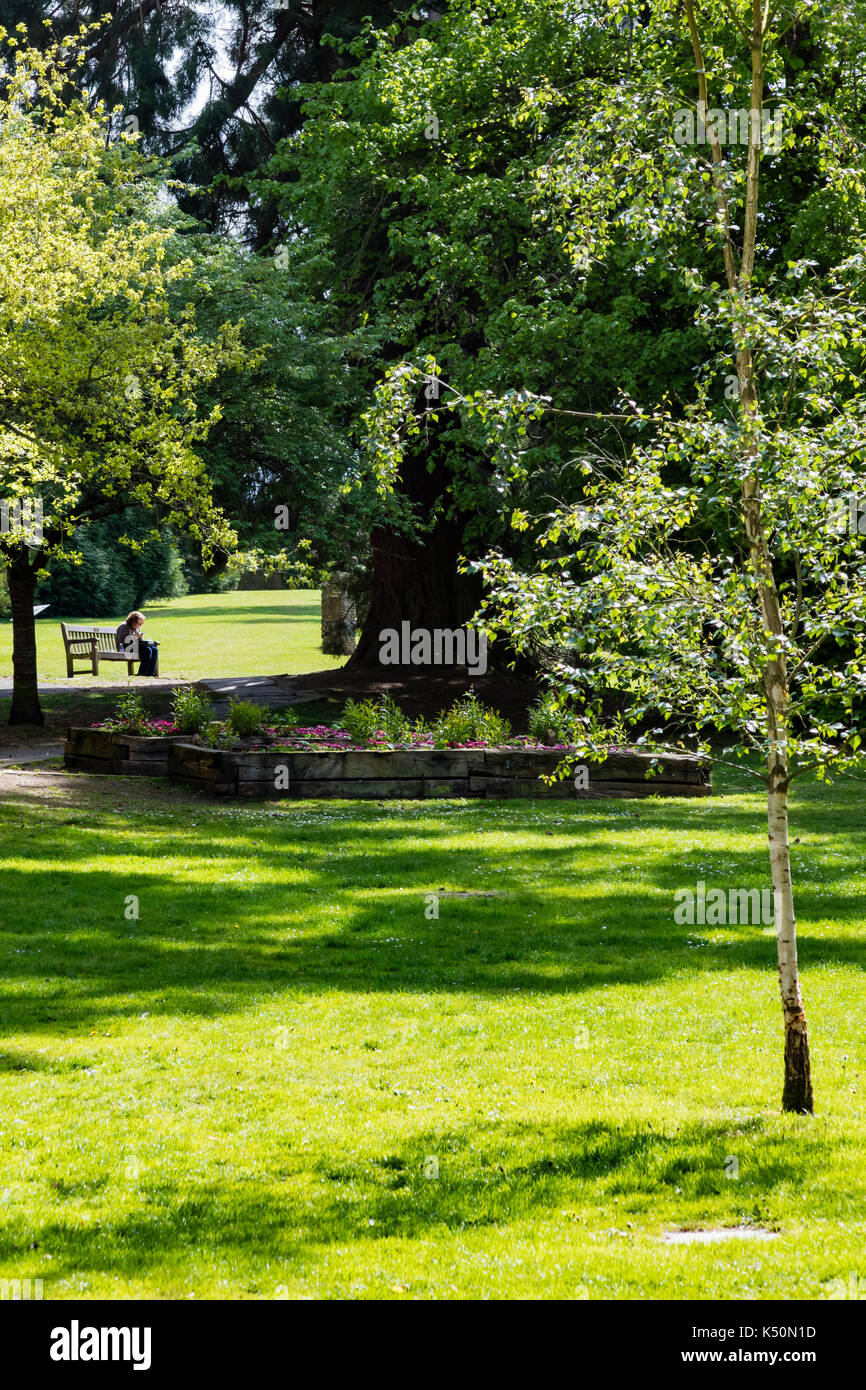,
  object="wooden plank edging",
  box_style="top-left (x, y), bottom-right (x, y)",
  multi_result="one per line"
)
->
top-left (64, 729), bottom-right (711, 799)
